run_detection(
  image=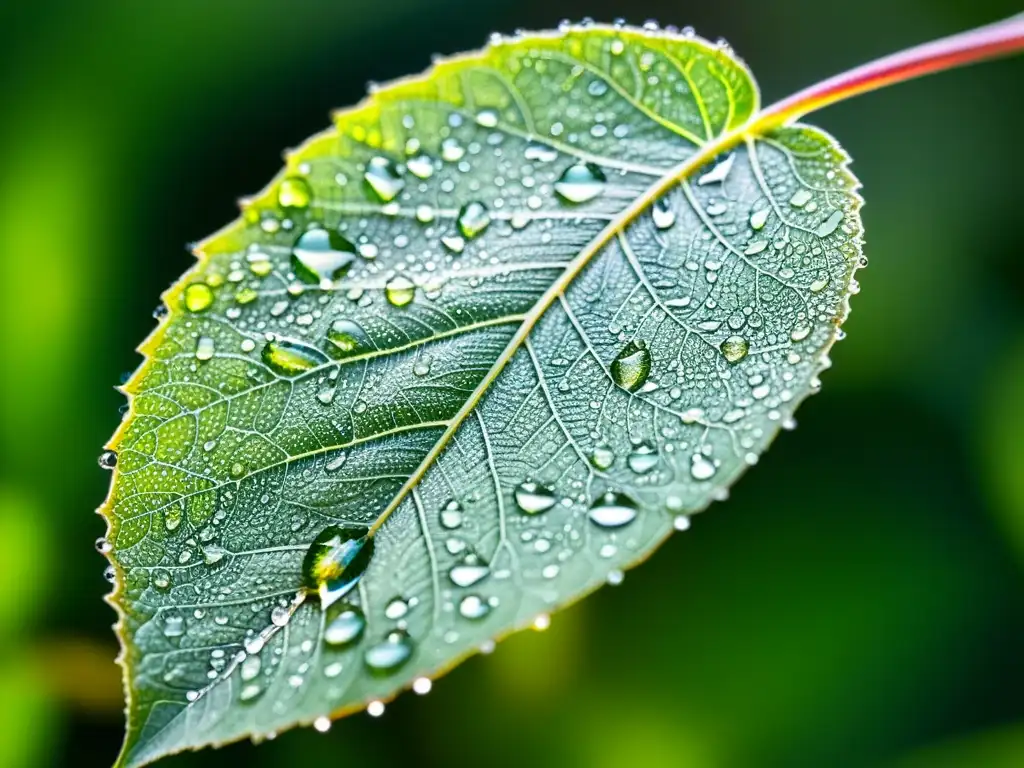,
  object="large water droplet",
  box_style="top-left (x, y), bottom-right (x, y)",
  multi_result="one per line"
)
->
top-left (278, 176), bottom-right (312, 209)
top-left (690, 453), bottom-right (717, 480)
top-left (384, 276), bottom-right (416, 307)
top-left (720, 336), bottom-right (749, 363)
top-left (554, 162), bottom-right (606, 203)
top-left (364, 630), bottom-right (414, 675)
top-left (457, 202), bottom-right (491, 239)
top-left (449, 554), bottom-right (490, 587)
top-left (364, 157), bottom-right (405, 202)
top-left (627, 441), bottom-right (658, 474)
top-left (459, 594), bottom-right (491, 620)
top-left (652, 198), bottom-right (676, 229)
top-left (590, 443), bottom-right (615, 470)
top-left (327, 318), bottom-right (370, 357)
top-left (514, 481), bottom-right (556, 515)
top-left (184, 282), bottom-right (214, 313)
top-left (610, 341), bottom-right (651, 392)
top-left (291, 228), bottom-right (356, 284)
top-left (323, 604), bottom-right (366, 648)
top-left (588, 491), bottom-right (639, 528)
top-left (302, 525), bottom-right (374, 609)
top-left (195, 336), bottom-right (215, 361)
top-left (262, 338), bottom-right (330, 375)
